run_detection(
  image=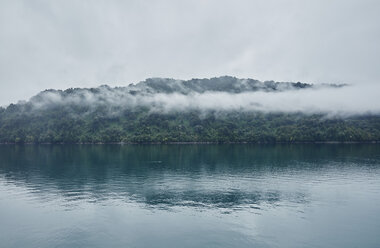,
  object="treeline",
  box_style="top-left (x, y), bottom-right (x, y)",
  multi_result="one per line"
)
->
top-left (0, 105), bottom-right (379, 143)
